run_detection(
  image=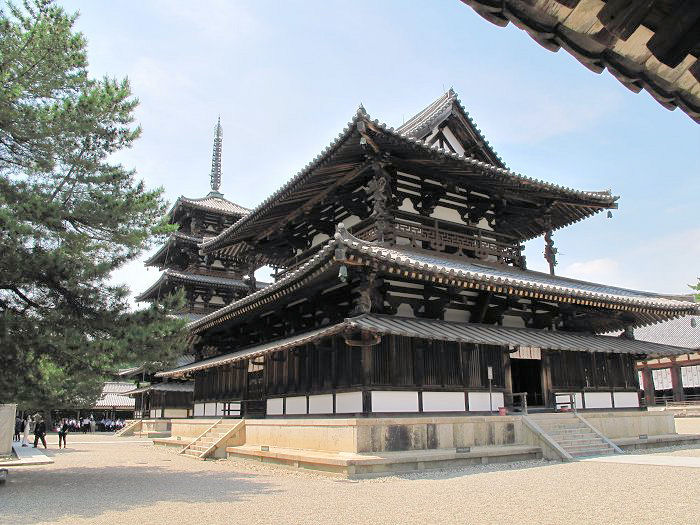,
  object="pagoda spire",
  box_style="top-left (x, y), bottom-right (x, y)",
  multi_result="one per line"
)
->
top-left (210, 117), bottom-right (223, 194)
